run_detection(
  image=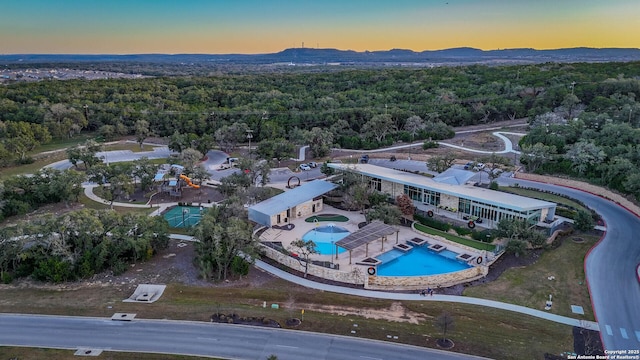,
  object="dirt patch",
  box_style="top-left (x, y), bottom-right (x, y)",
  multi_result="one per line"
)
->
top-left (299, 301), bottom-right (426, 324)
